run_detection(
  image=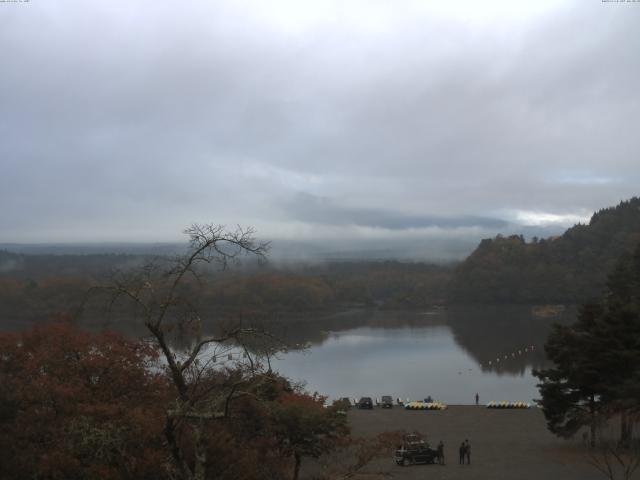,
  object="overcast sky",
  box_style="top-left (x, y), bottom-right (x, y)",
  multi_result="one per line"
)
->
top-left (1, 1), bottom-right (639, 256)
